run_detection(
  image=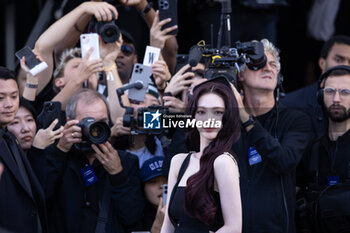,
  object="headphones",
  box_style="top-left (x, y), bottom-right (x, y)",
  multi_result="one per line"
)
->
top-left (316, 65), bottom-right (350, 105)
top-left (275, 73), bottom-right (284, 101)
